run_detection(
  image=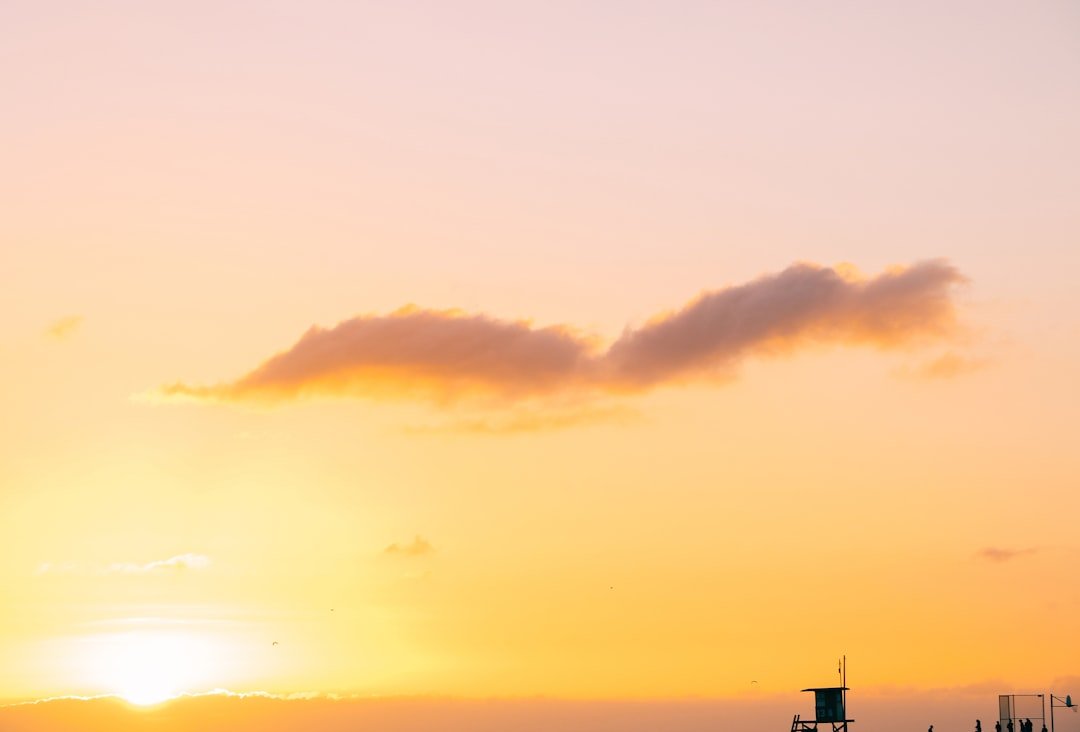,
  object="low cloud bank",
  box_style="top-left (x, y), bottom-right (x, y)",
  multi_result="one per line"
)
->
top-left (0, 690), bottom-right (1005, 732)
top-left (159, 260), bottom-right (966, 405)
